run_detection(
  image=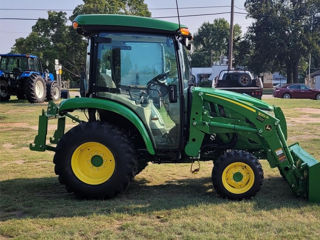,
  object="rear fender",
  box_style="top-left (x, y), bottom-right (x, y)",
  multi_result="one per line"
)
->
top-left (59, 97), bottom-right (155, 155)
top-left (20, 71), bottom-right (39, 78)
